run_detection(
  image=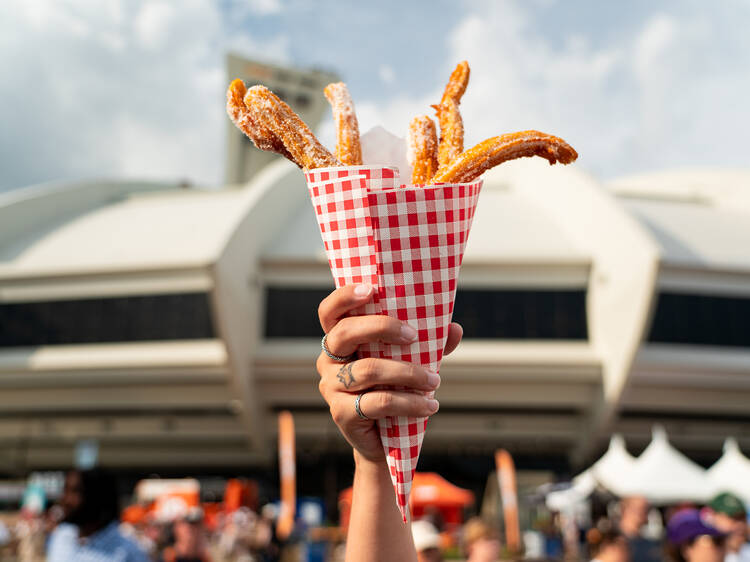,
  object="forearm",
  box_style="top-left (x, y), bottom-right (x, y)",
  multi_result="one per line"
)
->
top-left (345, 451), bottom-right (418, 562)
